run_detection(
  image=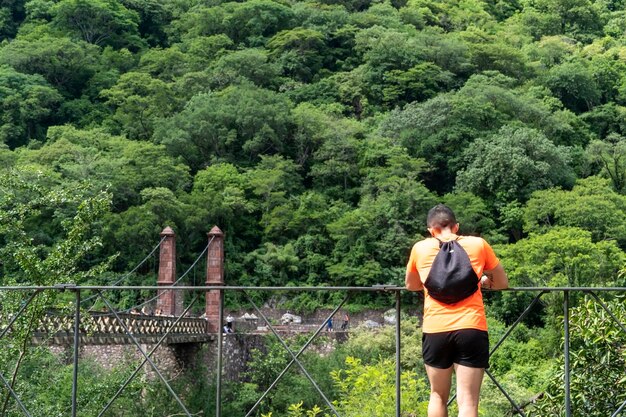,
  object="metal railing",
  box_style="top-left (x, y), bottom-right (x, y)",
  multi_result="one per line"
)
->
top-left (0, 284), bottom-right (624, 417)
